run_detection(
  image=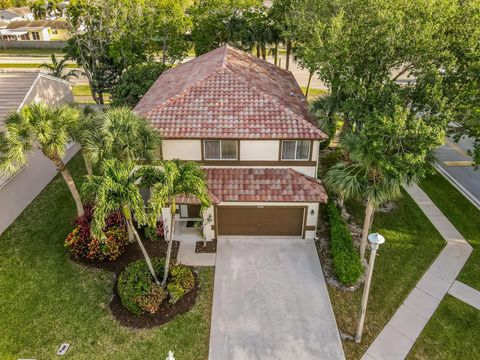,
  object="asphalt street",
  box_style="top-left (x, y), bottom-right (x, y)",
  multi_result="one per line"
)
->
top-left (435, 136), bottom-right (480, 209)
